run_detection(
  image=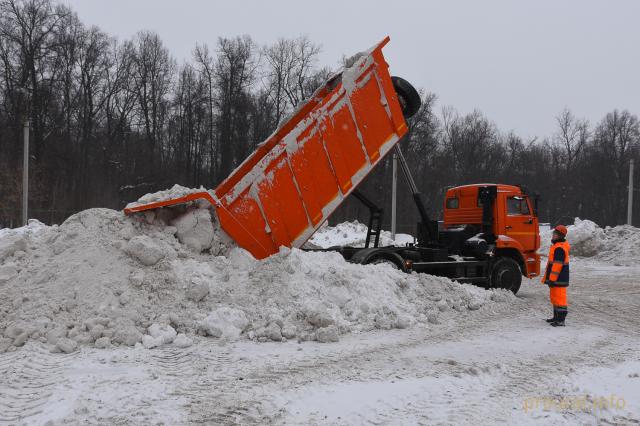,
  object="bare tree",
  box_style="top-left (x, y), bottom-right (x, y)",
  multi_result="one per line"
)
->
top-left (194, 43), bottom-right (217, 181)
top-left (0, 0), bottom-right (70, 157)
top-left (553, 108), bottom-right (589, 174)
top-left (104, 39), bottom-right (137, 142)
top-left (263, 36), bottom-right (321, 124)
top-left (591, 110), bottom-right (640, 223)
top-left (130, 30), bottom-right (175, 171)
top-left (263, 38), bottom-right (292, 125)
top-left (214, 35), bottom-right (258, 179)
top-left (441, 108), bottom-right (500, 183)
top-left (285, 36), bottom-right (321, 106)
top-left (594, 110), bottom-right (639, 166)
